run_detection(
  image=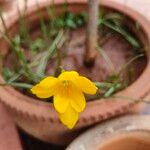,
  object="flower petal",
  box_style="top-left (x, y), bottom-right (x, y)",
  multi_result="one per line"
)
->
top-left (54, 94), bottom-right (69, 113)
top-left (58, 71), bottom-right (79, 81)
top-left (73, 76), bottom-right (98, 94)
top-left (31, 77), bottom-right (58, 98)
top-left (59, 106), bottom-right (79, 129)
top-left (70, 90), bottom-right (86, 112)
